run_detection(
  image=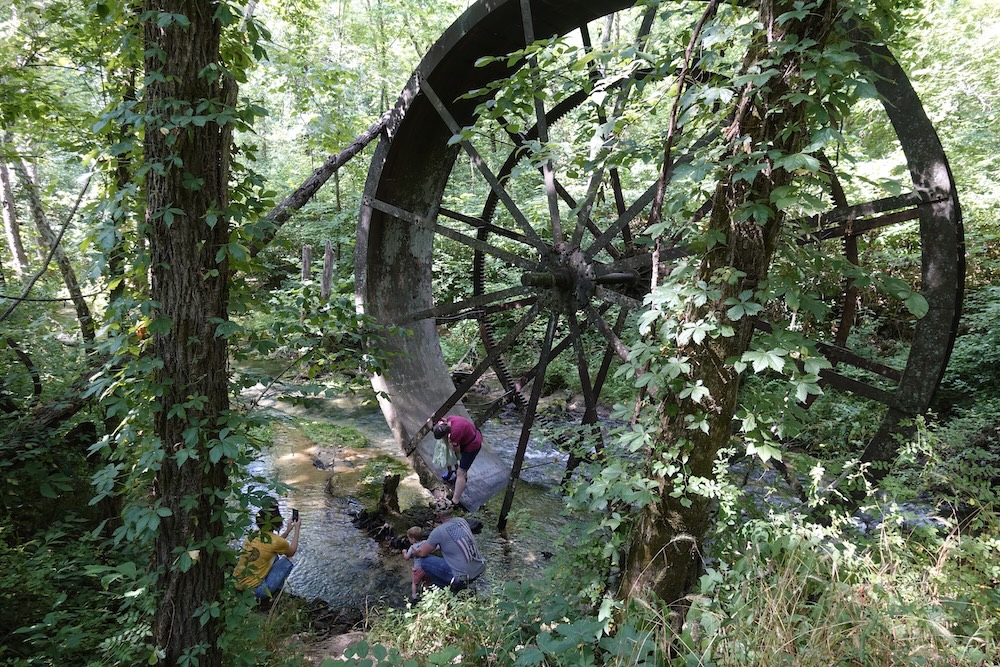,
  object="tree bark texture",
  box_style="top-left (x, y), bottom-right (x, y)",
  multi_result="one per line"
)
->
top-left (620, 0), bottom-right (846, 612)
top-left (143, 2), bottom-right (231, 665)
